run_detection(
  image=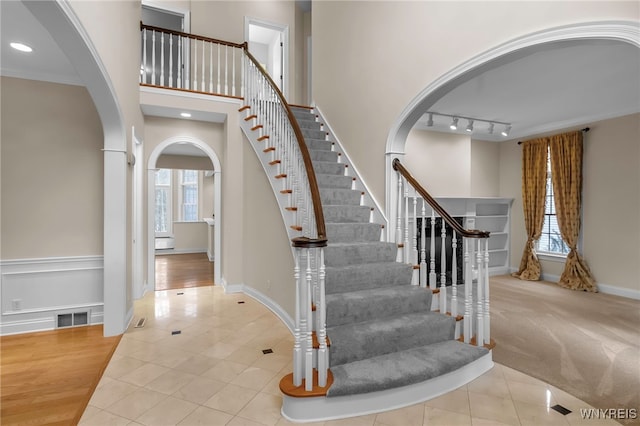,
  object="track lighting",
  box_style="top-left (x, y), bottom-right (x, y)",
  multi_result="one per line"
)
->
top-left (426, 113), bottom-right (434, 127)
top-left (424, 111), bottom-right (510, 138)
